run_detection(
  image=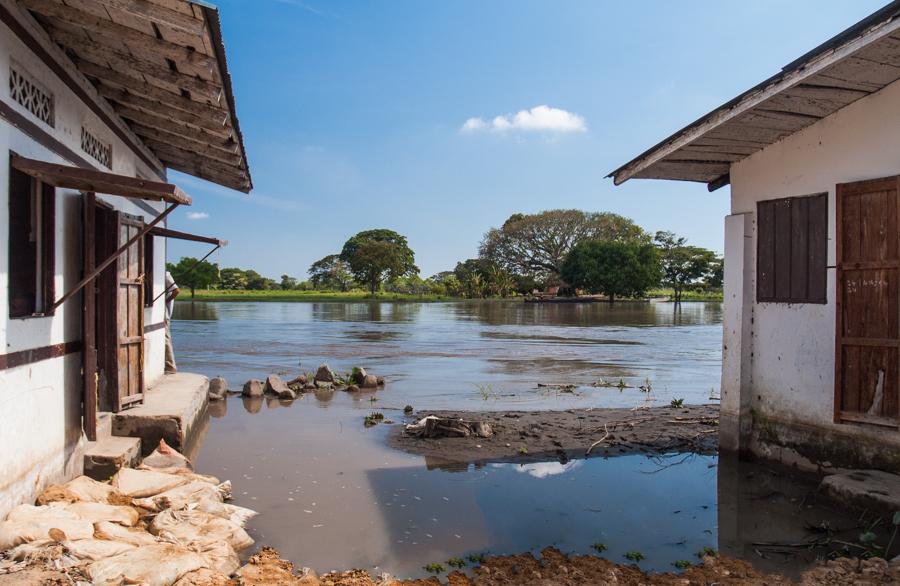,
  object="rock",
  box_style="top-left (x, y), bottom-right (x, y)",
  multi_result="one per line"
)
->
top-left (303, 382), bottom-right (316, 391)
top-left (287, 374), bottom-right (308, 391)
top-left (314, 380), bottom-right (333, 390)
top-left (820, 470), bottom-right (900, 511)
top-left (314, 364), bottom-right (336, 383)
top-left (265, 375), bottom-right (296, 400)
top-left (404, 416), bottom-right (493, 439)
top-left (242, 379), bottom-right (264, 397)
top-left (360, 374), bottom-right (379, 388)
top-left (376, 376), bottom-right (385, 386)
top-left (351, 367), bottom-right (368, 385)
top-left (208, 377), bottom-right (228, 401)
top-left (346, 385), bottom-right (360, 393)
